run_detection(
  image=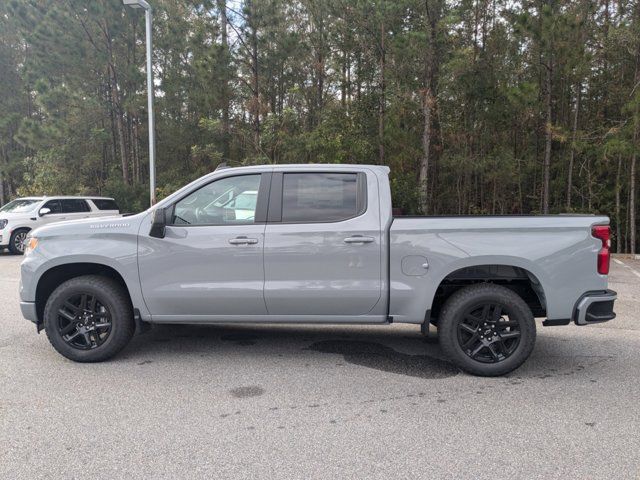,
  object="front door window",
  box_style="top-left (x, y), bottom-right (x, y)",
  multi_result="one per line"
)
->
top-left (172, 175), bottom-right (261, 226)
